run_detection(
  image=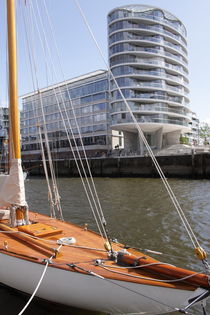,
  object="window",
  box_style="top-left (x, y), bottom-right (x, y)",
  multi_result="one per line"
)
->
top-left (93, 113), bottom-right (106, 122)
top-left (93, 103), bottom-right (106, 112)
